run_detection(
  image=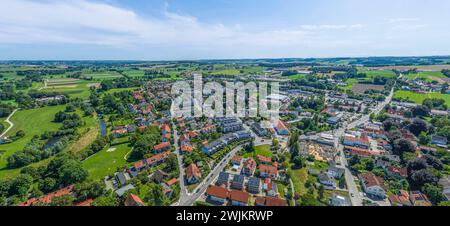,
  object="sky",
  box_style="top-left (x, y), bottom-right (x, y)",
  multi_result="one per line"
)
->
top-left (0, 0), bottom-right (449, 60)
